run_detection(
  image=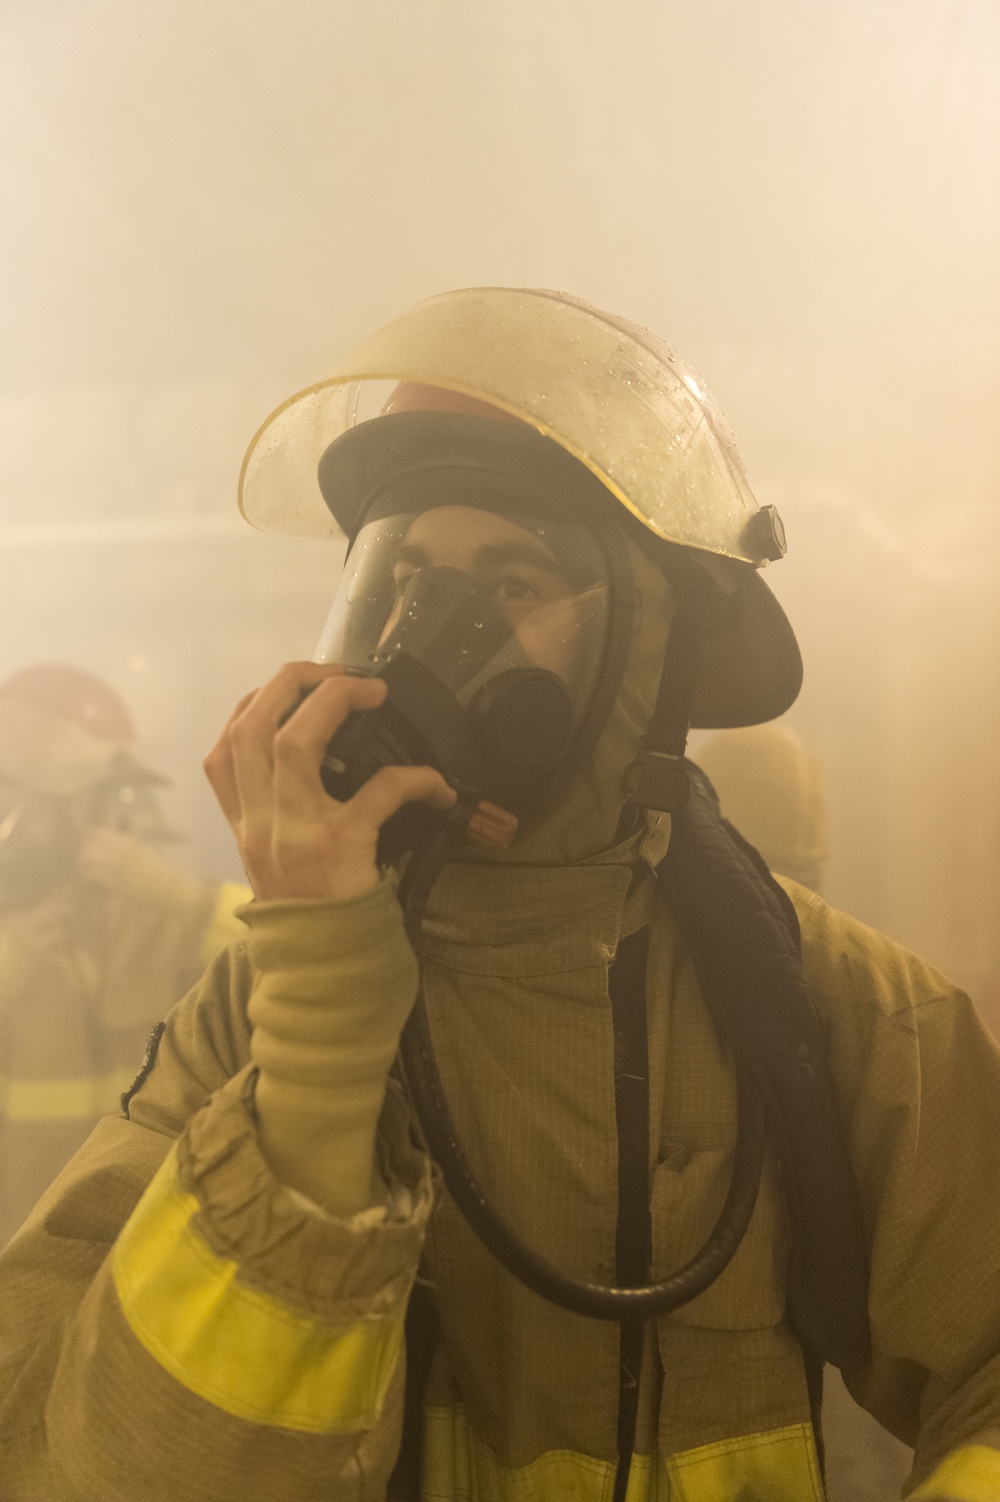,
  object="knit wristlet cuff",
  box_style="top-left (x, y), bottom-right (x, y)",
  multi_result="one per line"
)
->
top-left (239, 879), bottom-right (407, 972)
